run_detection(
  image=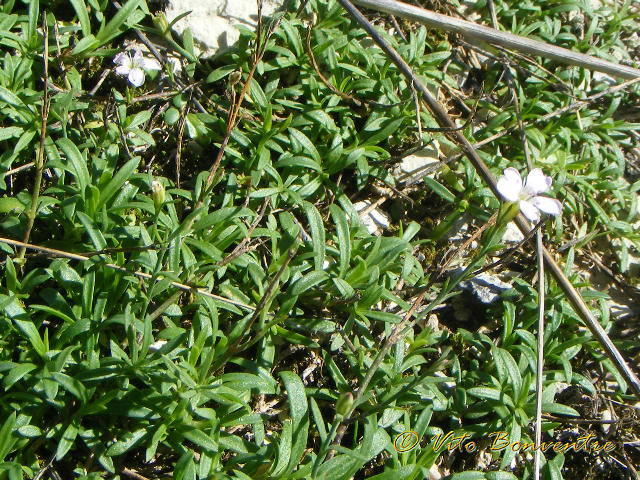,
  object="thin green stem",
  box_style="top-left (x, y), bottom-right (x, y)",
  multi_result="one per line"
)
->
top-left (18, 12), bottom-right (49, 263)
top-left (534, 230), bottom-right (545, 479)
